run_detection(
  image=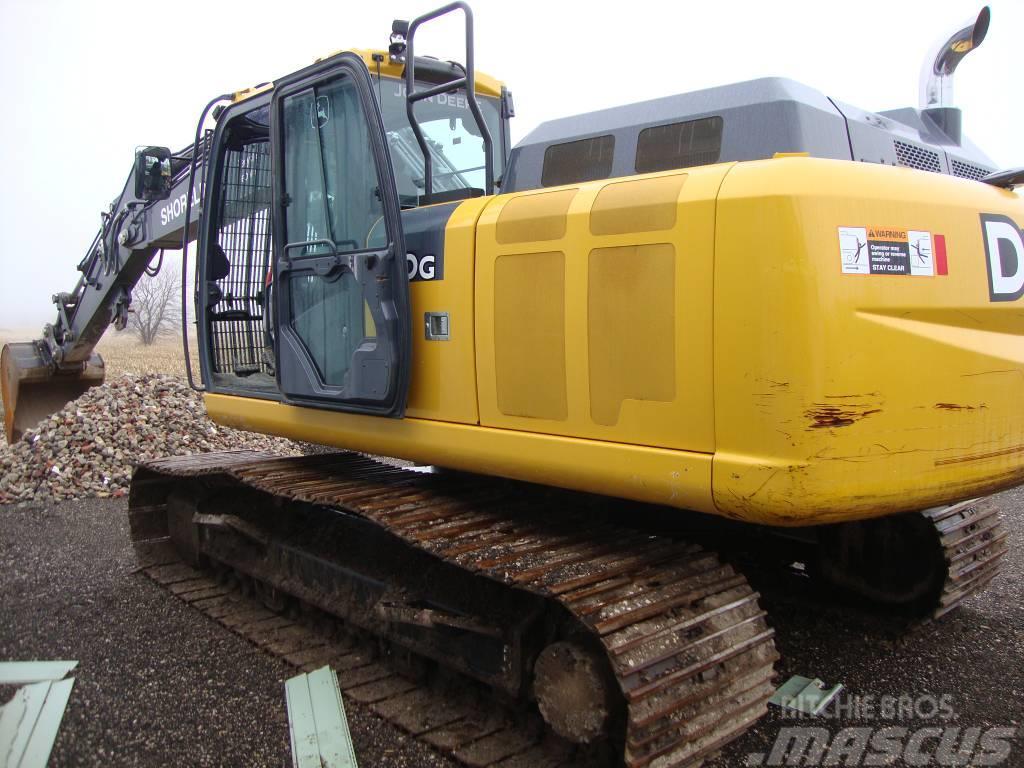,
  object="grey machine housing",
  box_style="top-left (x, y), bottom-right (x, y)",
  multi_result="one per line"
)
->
top-left (502, 76), bottom-right (996, 193)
